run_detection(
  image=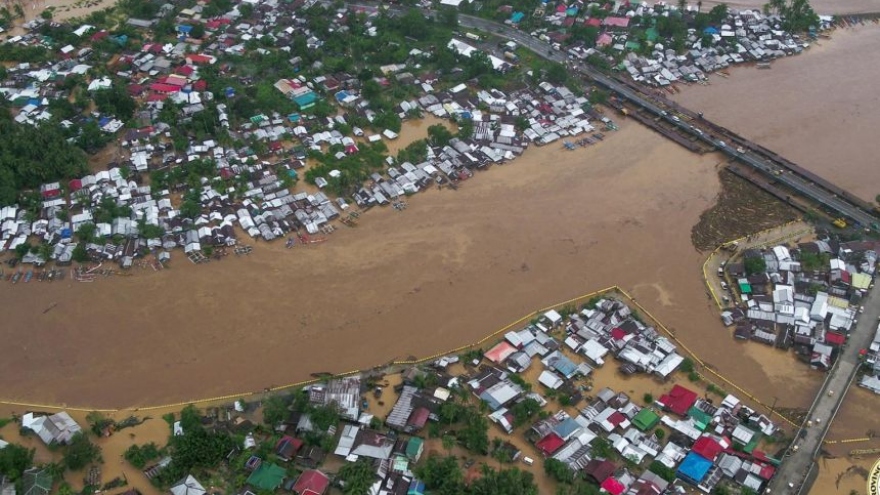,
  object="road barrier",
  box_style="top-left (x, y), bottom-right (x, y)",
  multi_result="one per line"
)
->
top-left (0, 284), bottom-right (801, 427)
